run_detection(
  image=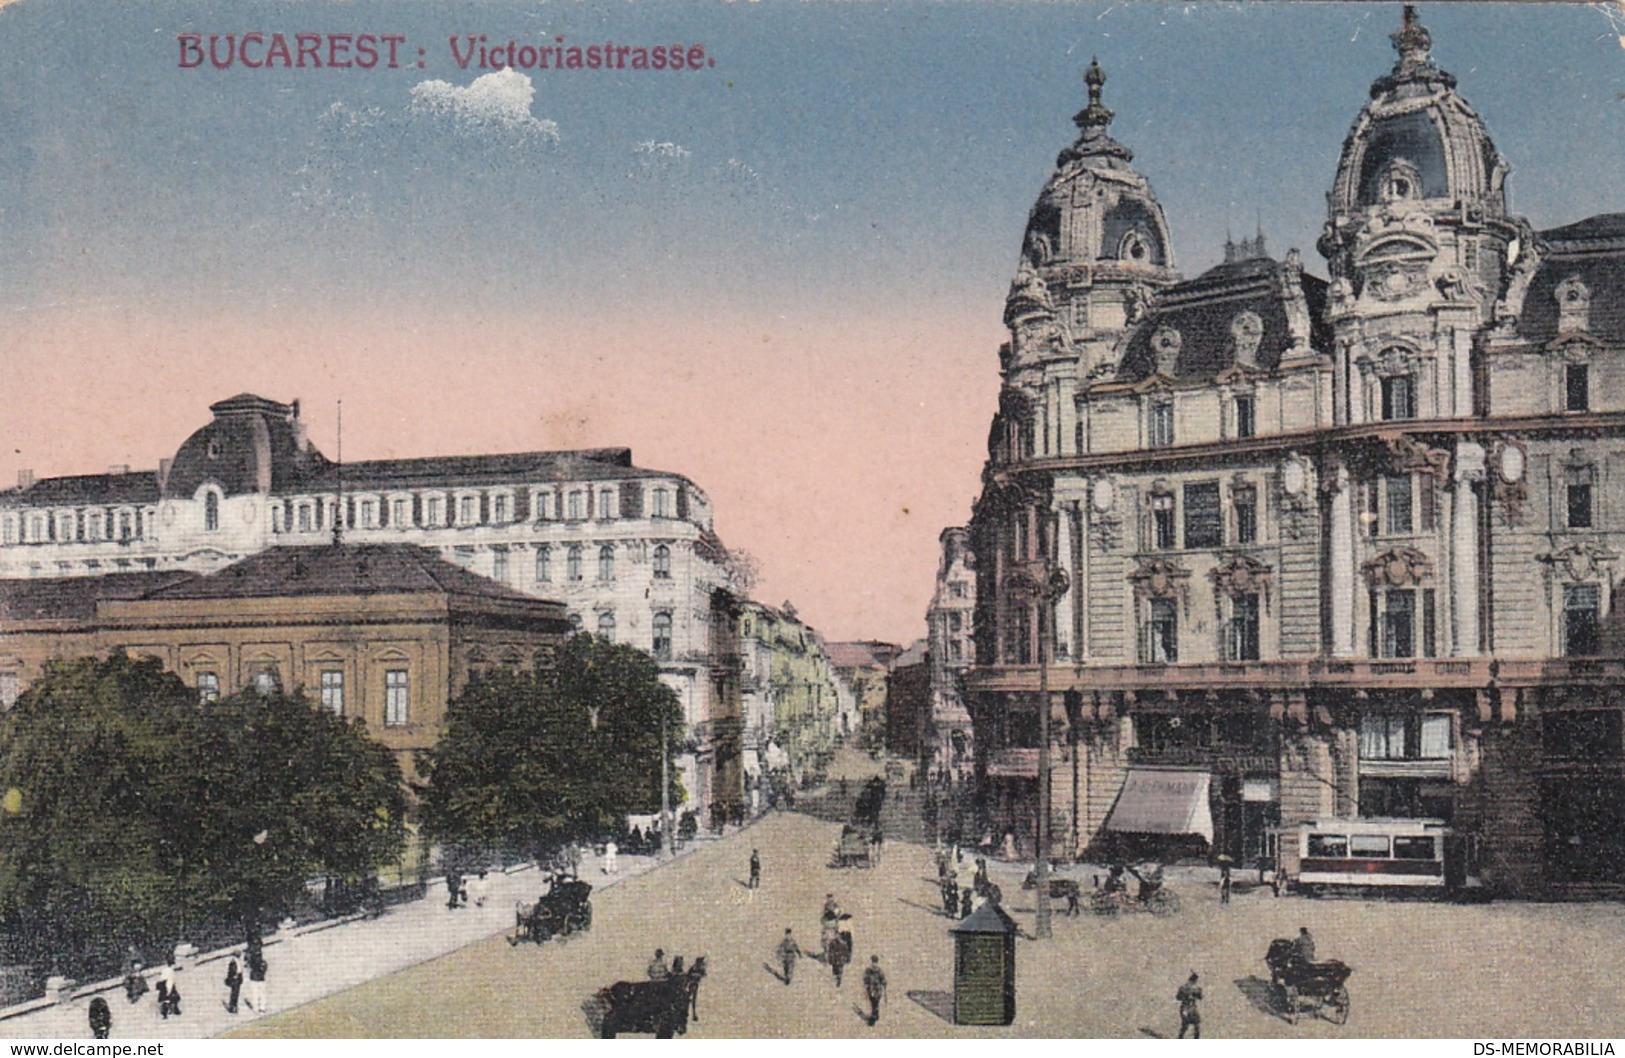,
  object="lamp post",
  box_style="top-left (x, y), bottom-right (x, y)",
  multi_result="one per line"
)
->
top-left (1006, 505), bottom-right (1069, 940)
top-left (661, 711), bottom-right (673, 860)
